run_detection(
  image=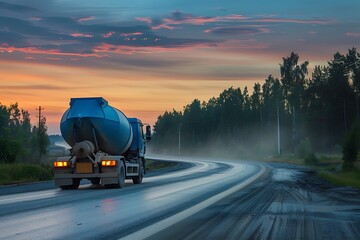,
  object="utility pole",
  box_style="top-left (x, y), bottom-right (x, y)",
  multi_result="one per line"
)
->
top-left (357, 94), bottom-right (359, 124)
top-left (36, 106), bottom-right (45, 158)
top-left (343, 99), bottom-right (347, 132)
top-left (36, 106), bottom-right (44, 132)
top-left (178, 124), bottom-right (182, 157)
top-left (260, 110), bottom-right (263, 134)
top-left (277, 103), bottom-right (280, 156)
top-left (292, 106), bottom-right (296, 154)
top-left (277, 100), bottom-right (285, 156)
